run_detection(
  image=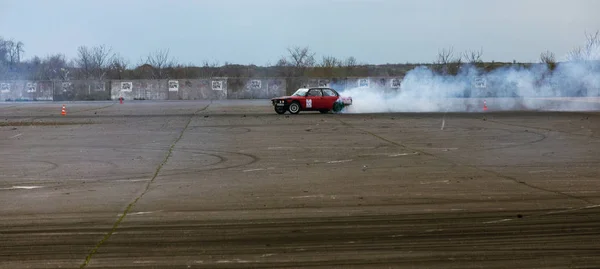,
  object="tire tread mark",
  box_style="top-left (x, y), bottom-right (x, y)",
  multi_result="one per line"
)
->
top-left (78, 102), bottom-right (211, 268)
top-left (334, 117), bottom-right (593, 206)
top-left (486, 118), bottom-right (599, 139)
top-left (476, 129), bottom-right (547, 152)
top-left (26, 102), bottom-right (117, 125)
top-left (480, 168), bottom-right (594, 204)
top-left (70, 102), bottom-right (117, 114)
top-left (0, 105), bottom-right (17, 110)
